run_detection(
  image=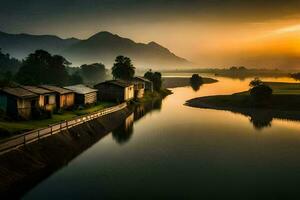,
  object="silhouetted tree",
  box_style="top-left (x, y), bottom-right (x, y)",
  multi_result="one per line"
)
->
top-left (112, 56), bottom-right (135, 80)
top-left (15, 50), bottom-right (73, 85)
top-left (144, 70), bottom-right (162, 91)
top-left (0, 48), bottom-right (21, 74)
top-left (68, 71), bottom-right (83, 85)
top-left (249, 78), bottom-right (263, 87)
top-left (190, 74), bottom-right (203, 91)
top-left (250, 84), bottom-right (273, 102)
top-left (80, 63), bottom-right (106, 84)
